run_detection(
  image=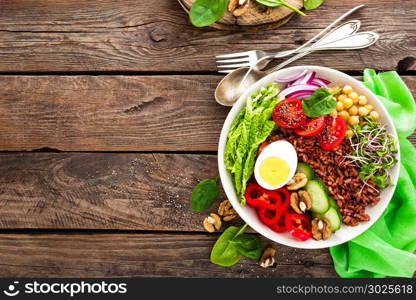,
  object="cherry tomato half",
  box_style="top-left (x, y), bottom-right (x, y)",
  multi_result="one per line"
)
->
top-left (318, 116), bottom-right (347, 150)
top-left (272, 98), bottom-right (307, 129)
top-left (294, 116), bottom-right (326, 137)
